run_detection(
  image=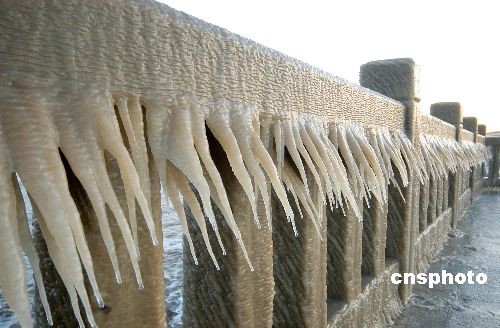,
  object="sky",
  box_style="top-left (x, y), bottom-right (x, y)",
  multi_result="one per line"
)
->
top-left (157, 0), bottom-right (500, 133)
